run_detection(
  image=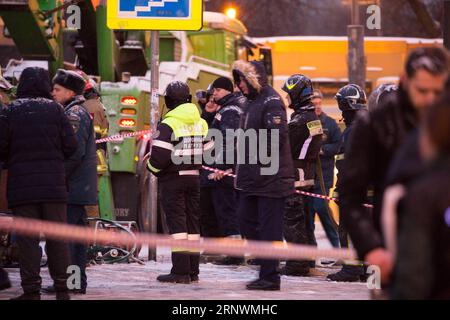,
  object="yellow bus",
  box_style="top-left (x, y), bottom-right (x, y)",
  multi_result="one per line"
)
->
top-left (254, 36), bottom-right (443, 119)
